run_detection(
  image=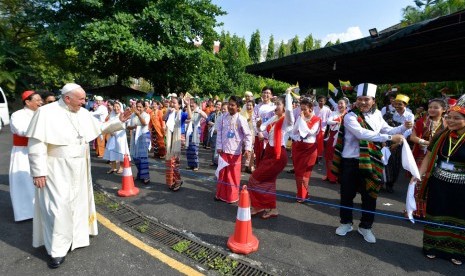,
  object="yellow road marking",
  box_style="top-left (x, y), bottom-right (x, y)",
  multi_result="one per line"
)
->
top-left (97, 213), bottom-right (204, 276)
